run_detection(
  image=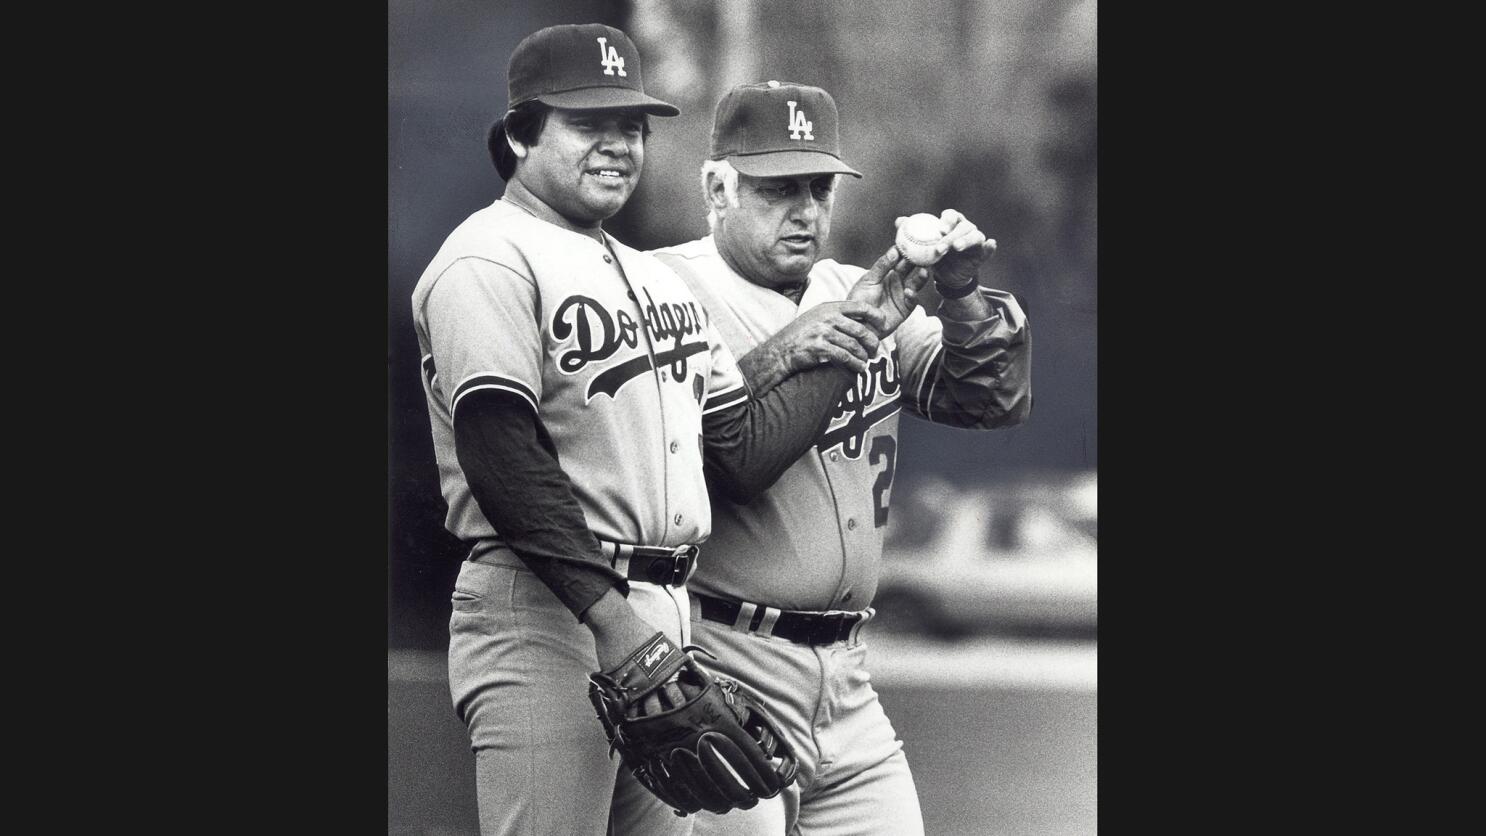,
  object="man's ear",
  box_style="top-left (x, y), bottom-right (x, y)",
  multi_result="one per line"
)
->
top-left (507, 131), bottom-right (529, 161)
top-left (704, 172), bottom-right (728, 218)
